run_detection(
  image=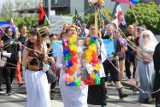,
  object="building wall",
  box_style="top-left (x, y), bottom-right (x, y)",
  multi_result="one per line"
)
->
top-left (44, 0), bottom-right (159, 15)
top-left (70, 0), bottom-right (85, 19)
